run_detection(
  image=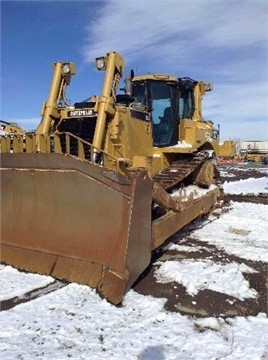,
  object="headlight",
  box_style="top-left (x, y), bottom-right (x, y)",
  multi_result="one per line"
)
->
top-left (63, 64), bottom-right (71, 74)
top-left (204, 82), bottom-right (213, 91)
top-left (95, 57), bottom-right (106, 70)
